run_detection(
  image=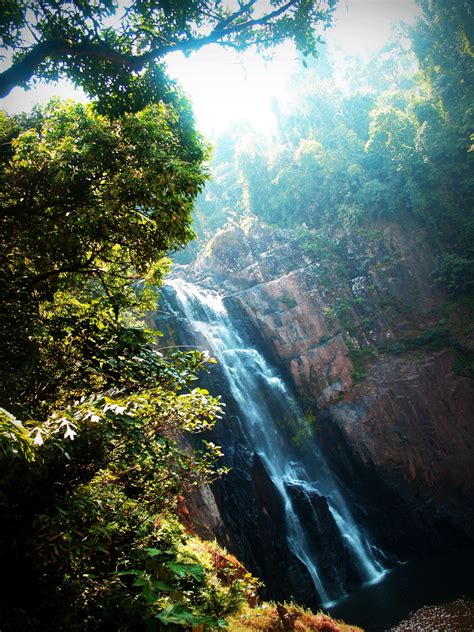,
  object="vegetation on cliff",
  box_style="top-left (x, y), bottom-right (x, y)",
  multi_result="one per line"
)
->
top-left (194, 1), bottom-right (473, 299)
top-left (0, 2), bottom-right (339, 629)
